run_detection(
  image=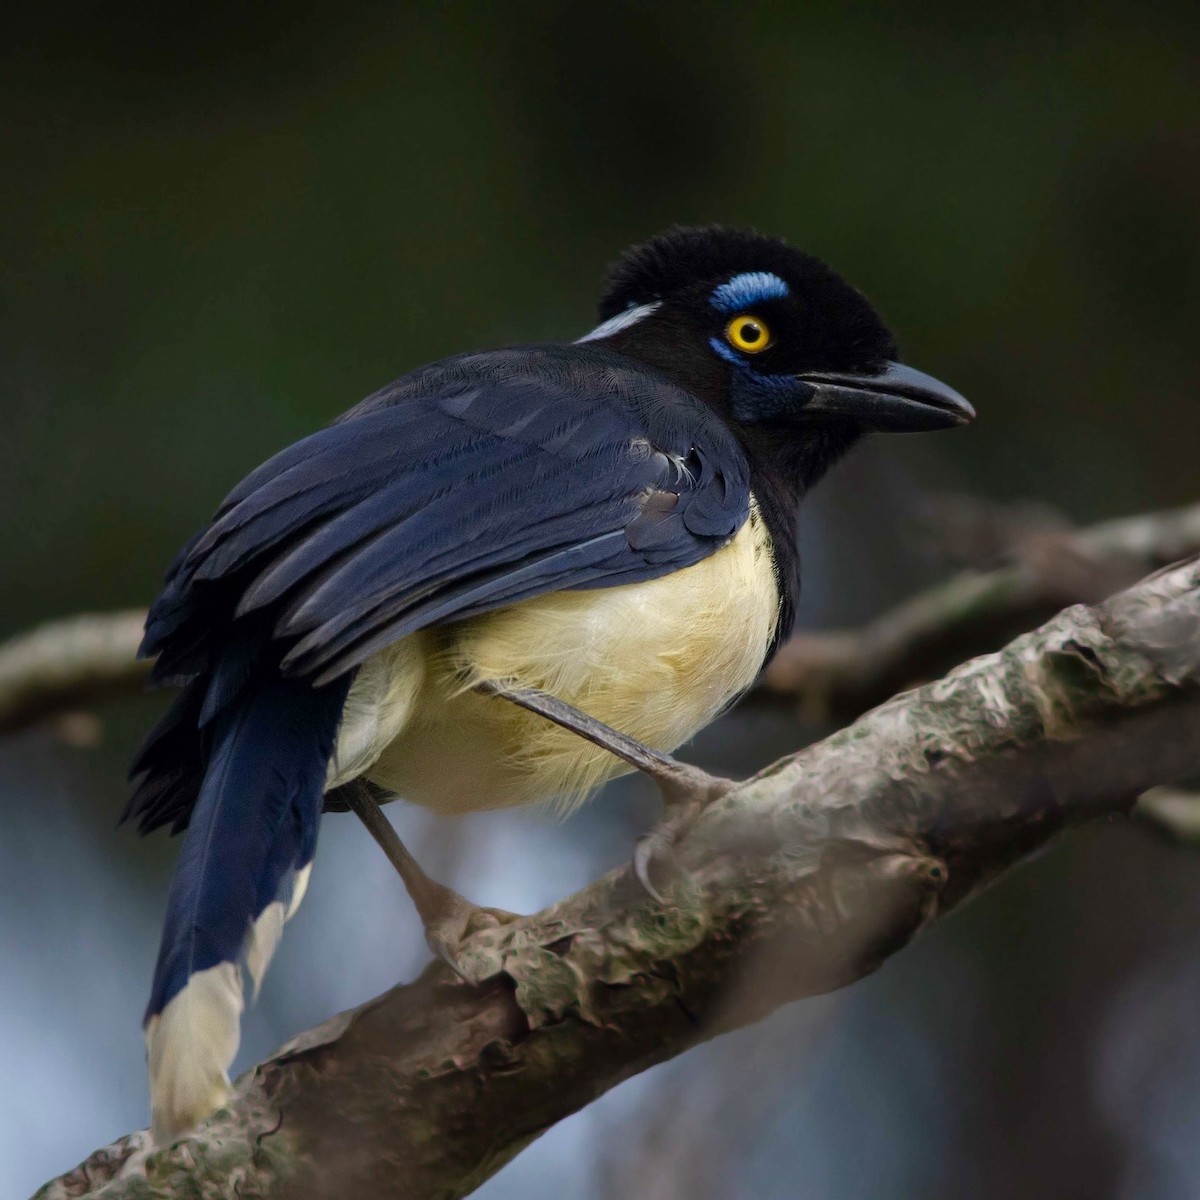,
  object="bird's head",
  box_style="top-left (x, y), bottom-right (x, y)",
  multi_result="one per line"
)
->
top-left (582, 225), bottom-right (974, 488)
